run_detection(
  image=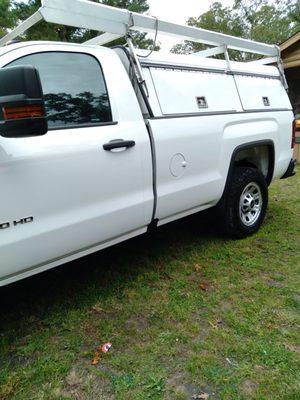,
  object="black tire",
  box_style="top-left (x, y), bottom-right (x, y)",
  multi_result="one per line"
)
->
top-left (218, 166), bottom-right (268, 239)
